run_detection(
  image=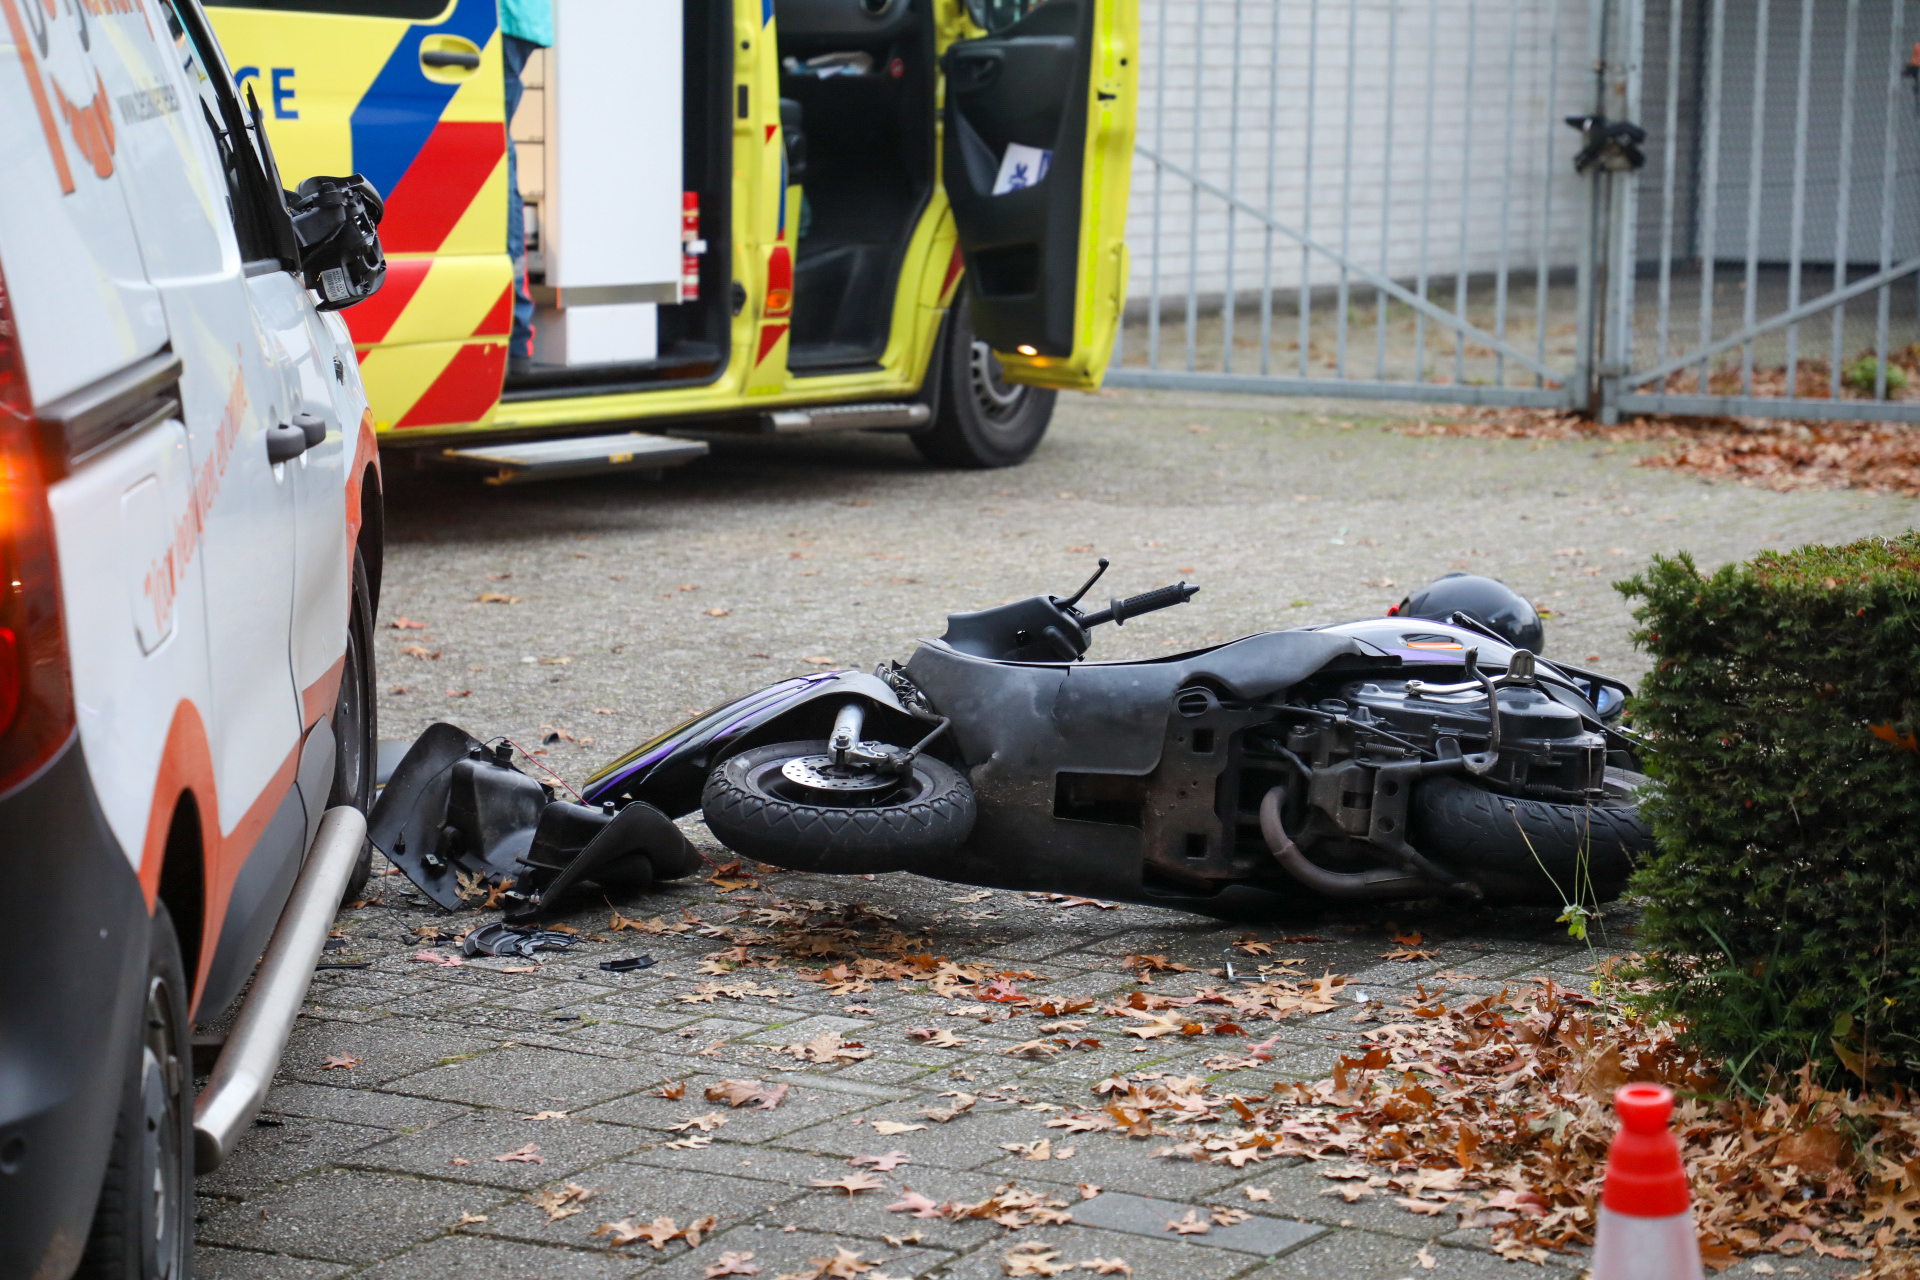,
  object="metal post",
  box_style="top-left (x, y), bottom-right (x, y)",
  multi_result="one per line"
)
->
top-left (1692, 0), bottom-right (1725, 393)
top-left (1783, 0), bottom-right (1813, 394)
top-left (1298, 0), bottom-right (1320, 378)
top-left (1223, 0), bottom-right (1245, 372)
top-left (1184, 0), bottom-right (1205, 373)
top-left (1374, 0), bottom-right (1400, 379)
top-left (1453, 0), bottom-right (1479, 387)
top-left (1598, 0), bottom-right (1646, 423)
top-left (1258, 0), bottom-right (1280, 375)
top-left (1147, 0), bottom-right (1168, 369)
top-left (1874, 0), bottom-right (1906, 400)
top-left (1828, 0), bottom-right (1861, 398)
top-left (1738, 0), bottom-right (1770, 395)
